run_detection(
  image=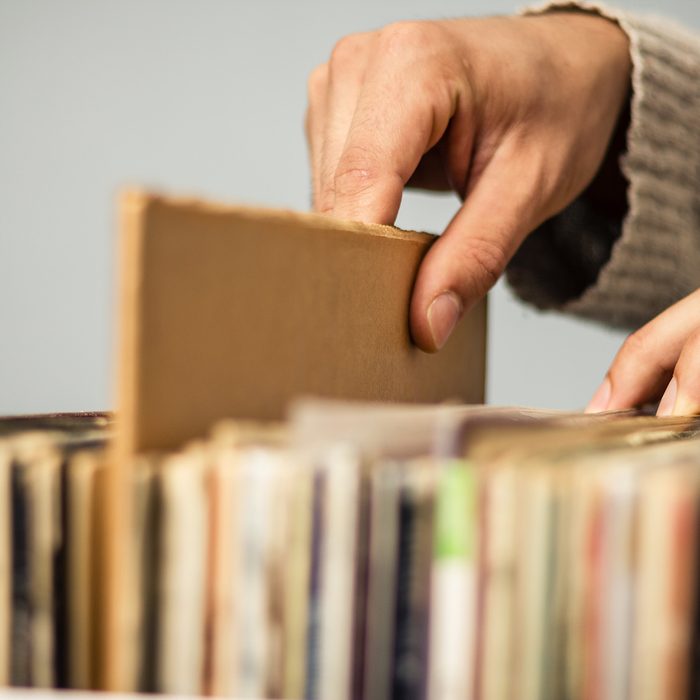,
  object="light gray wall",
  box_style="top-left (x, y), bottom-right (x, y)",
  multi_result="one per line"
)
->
top-left (1, 0), bottom-right (698, 414)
